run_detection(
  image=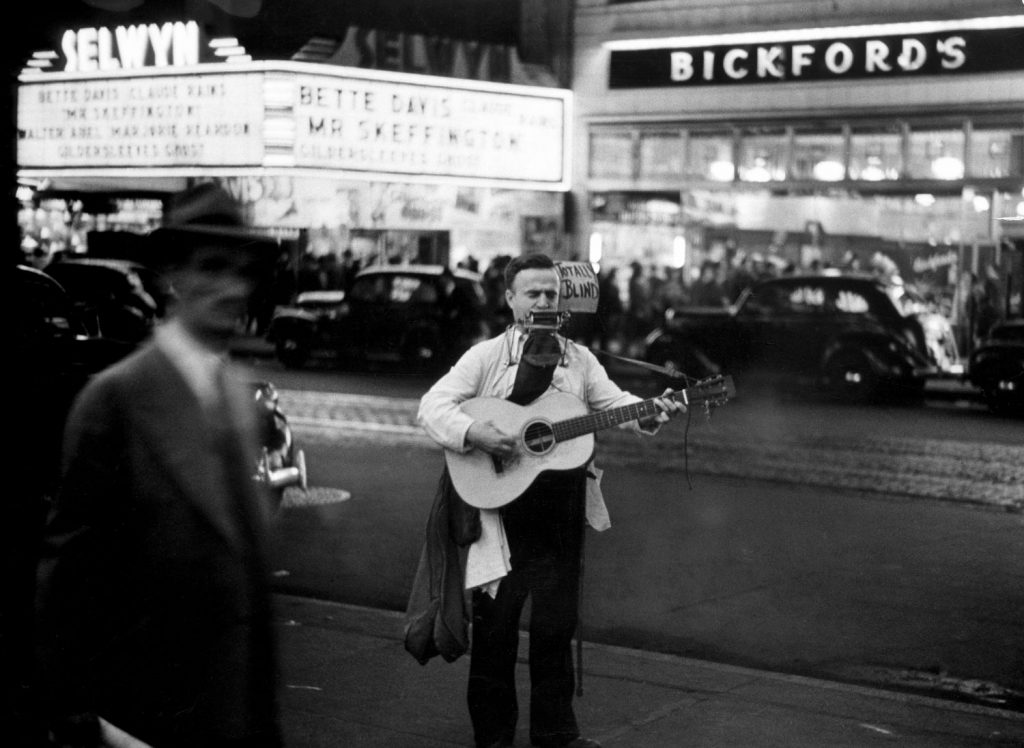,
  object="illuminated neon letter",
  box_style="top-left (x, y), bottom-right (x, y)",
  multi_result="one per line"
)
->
top-left (757, 45), bottom-right (784, 78)
top-left (938, 36), bottom-right (966, 69)
top-left (723, 48), bottom-right (749, 79)
top-left (790, 44), bottom-right (815, 77)
top-left (865, 39), bottom-right (892, 72)
top-left (897, 38), bottom-right (926, 71)
top-left (824, 42), bottom-right (853, 74)
top-left (670, 51), bottom-right (695, 81)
